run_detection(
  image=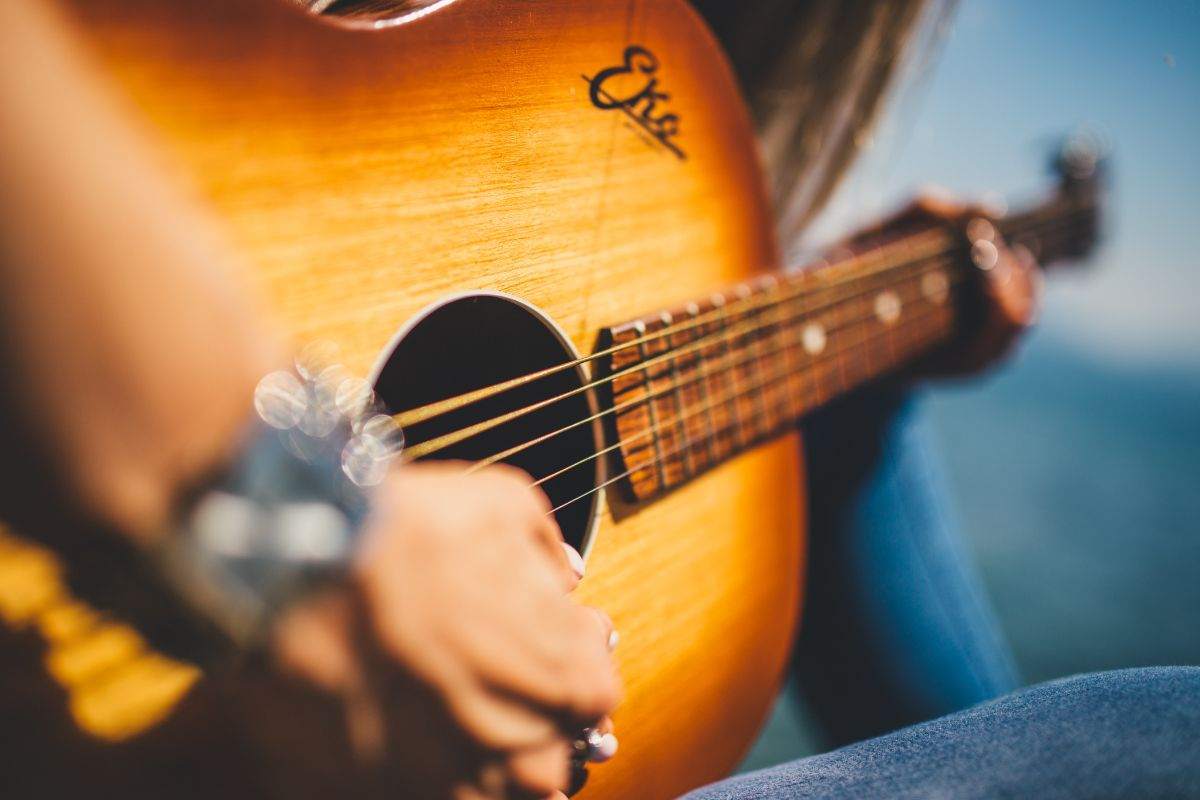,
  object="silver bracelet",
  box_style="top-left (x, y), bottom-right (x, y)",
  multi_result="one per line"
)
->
top-left (152, 346), bottom-right (404, 652)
